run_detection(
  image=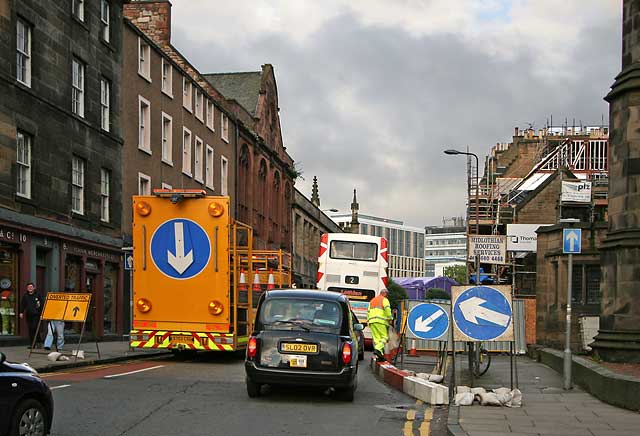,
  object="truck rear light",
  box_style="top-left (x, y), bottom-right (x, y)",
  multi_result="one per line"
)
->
top-left (247, 336), bottom-right (257, 358)
top-left (341, 342), bottom-right (352, 365)
top-left (208, 300), bottom-right (224, 315)
top-left (135, 201), bottom-right (152, 216)
top-left (136, 298), bottom-right (152, 313)
top-left (208, 201), bottom-right (225, 217)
